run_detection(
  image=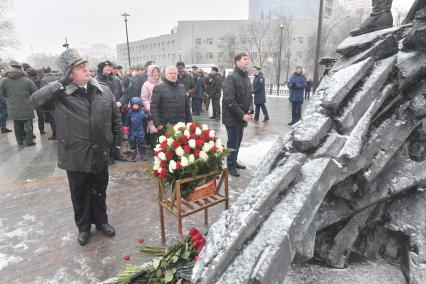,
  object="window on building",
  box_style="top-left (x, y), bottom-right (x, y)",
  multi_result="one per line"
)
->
top-left (298, 37), bottom-right (303, 44)
top-left (207, 38), bottom-right (213, 45)
top-left (196, 38), bottom-right (202, 45)
top-left (207, 53), bottom-right (214, 60)
top-left (218, 38), bottom-right (224, 47)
